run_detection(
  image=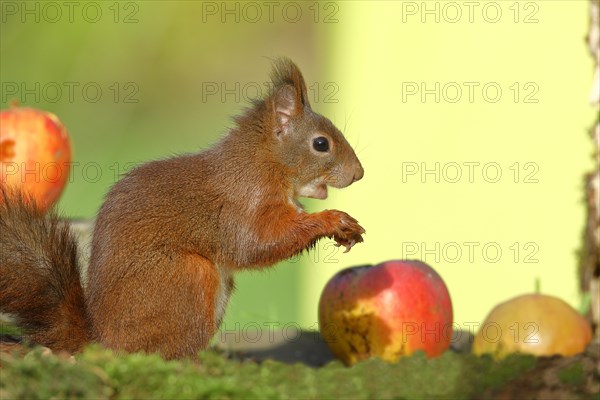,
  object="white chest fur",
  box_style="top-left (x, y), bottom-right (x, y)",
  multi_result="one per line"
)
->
top-left (214, 265), bottom-right (232, 327)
